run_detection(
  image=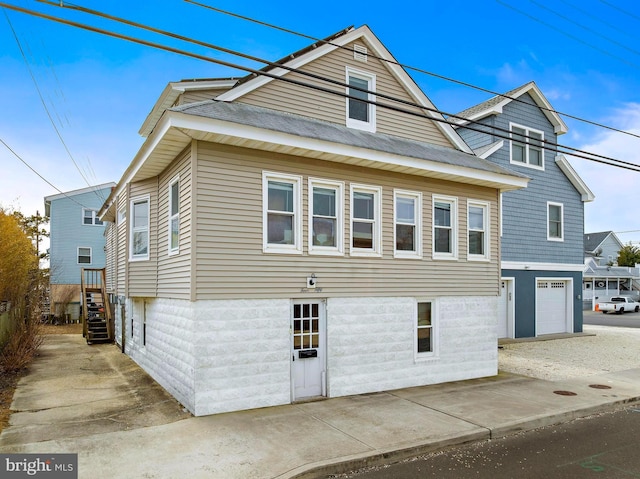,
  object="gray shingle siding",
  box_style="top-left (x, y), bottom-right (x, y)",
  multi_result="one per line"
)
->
top-left (458, 93), bottom-right (584, 265)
